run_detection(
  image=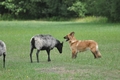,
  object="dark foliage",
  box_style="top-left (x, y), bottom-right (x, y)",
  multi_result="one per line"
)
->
top-left (0, 0), bottom-right (120, 22)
